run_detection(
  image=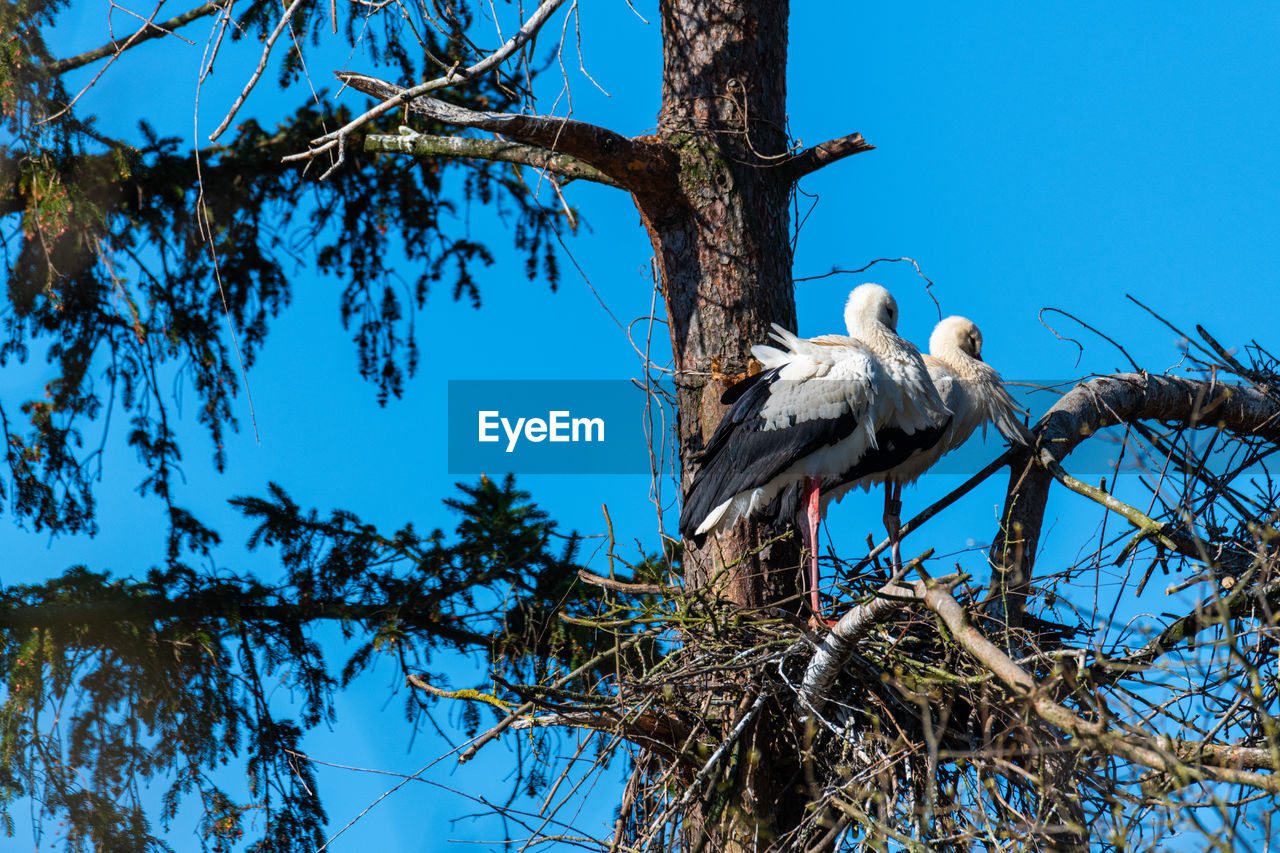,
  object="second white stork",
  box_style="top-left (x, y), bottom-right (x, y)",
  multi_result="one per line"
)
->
top-left (919, 314), bottom-right (1032, 461)
top-left (679, 284), bottom-right (951, 624)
